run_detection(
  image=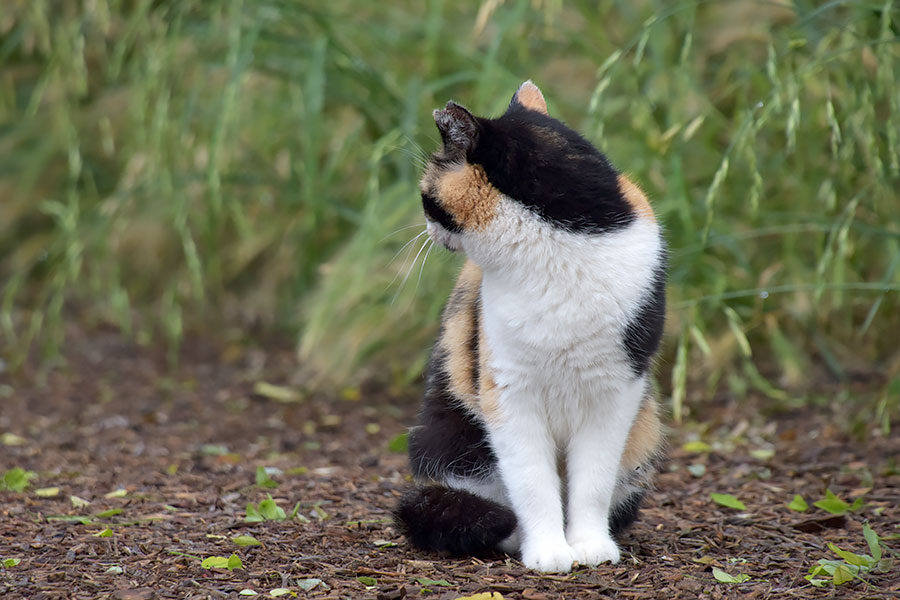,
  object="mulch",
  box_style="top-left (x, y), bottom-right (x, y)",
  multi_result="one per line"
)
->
top-left (1, 329), bottom-right (898, 599)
